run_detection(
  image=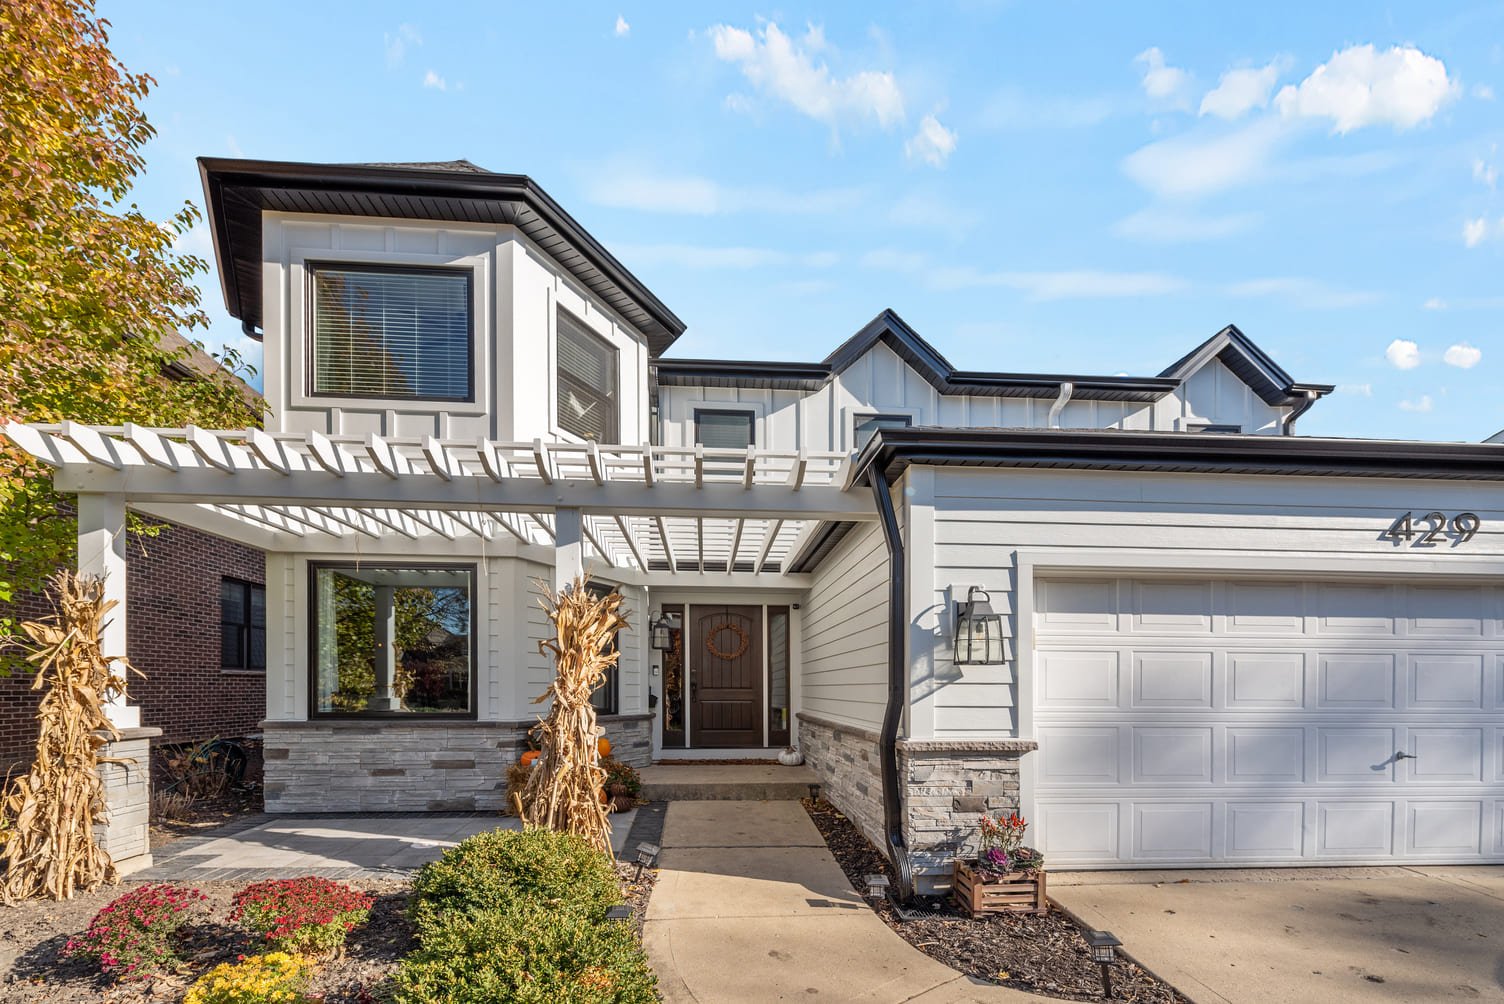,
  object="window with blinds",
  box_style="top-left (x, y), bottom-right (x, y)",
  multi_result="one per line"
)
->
top-left (694, 409), bottom-right (755, 449)
top-left (310, 264), bottom-right (472, 401)
top-left (556, 309), bottom-right (618, 441)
